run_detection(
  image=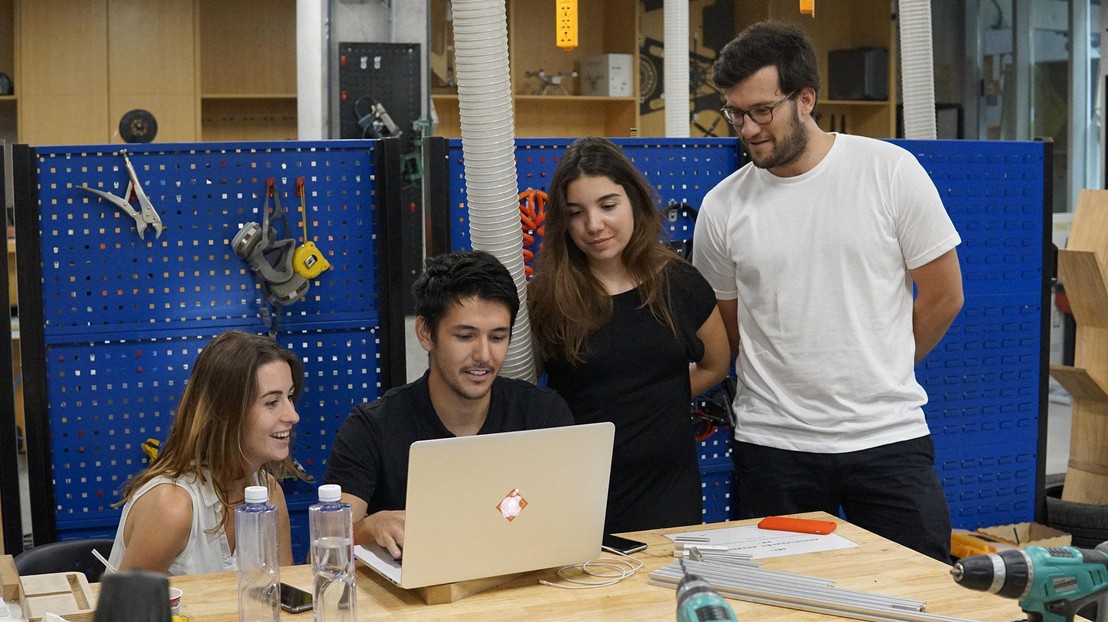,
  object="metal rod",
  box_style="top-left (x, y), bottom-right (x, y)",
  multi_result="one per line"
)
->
top-left (650, 560), bottom-right (980, 622)
top-left (653, 561), bottom-right (927, 609)
top-left (649, 577), bottom-right (982, 622)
